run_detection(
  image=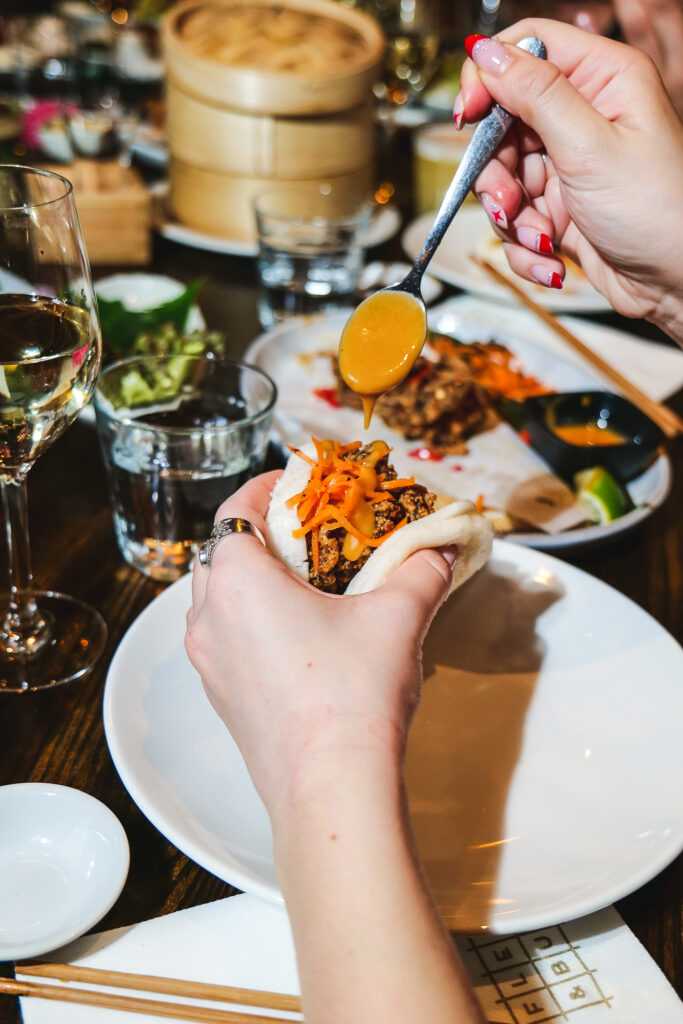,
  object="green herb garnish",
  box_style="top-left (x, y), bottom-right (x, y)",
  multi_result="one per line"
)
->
top-left (97, 279), bottom-right (205, 356)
